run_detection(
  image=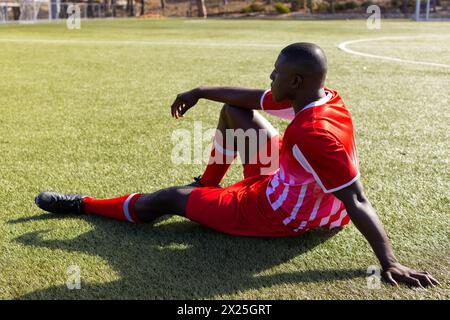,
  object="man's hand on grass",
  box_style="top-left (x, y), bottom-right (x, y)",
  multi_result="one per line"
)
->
top-left (382, 262), bottom-right (440, 288)
top-left (170, 88), bottom-right (201, 119)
